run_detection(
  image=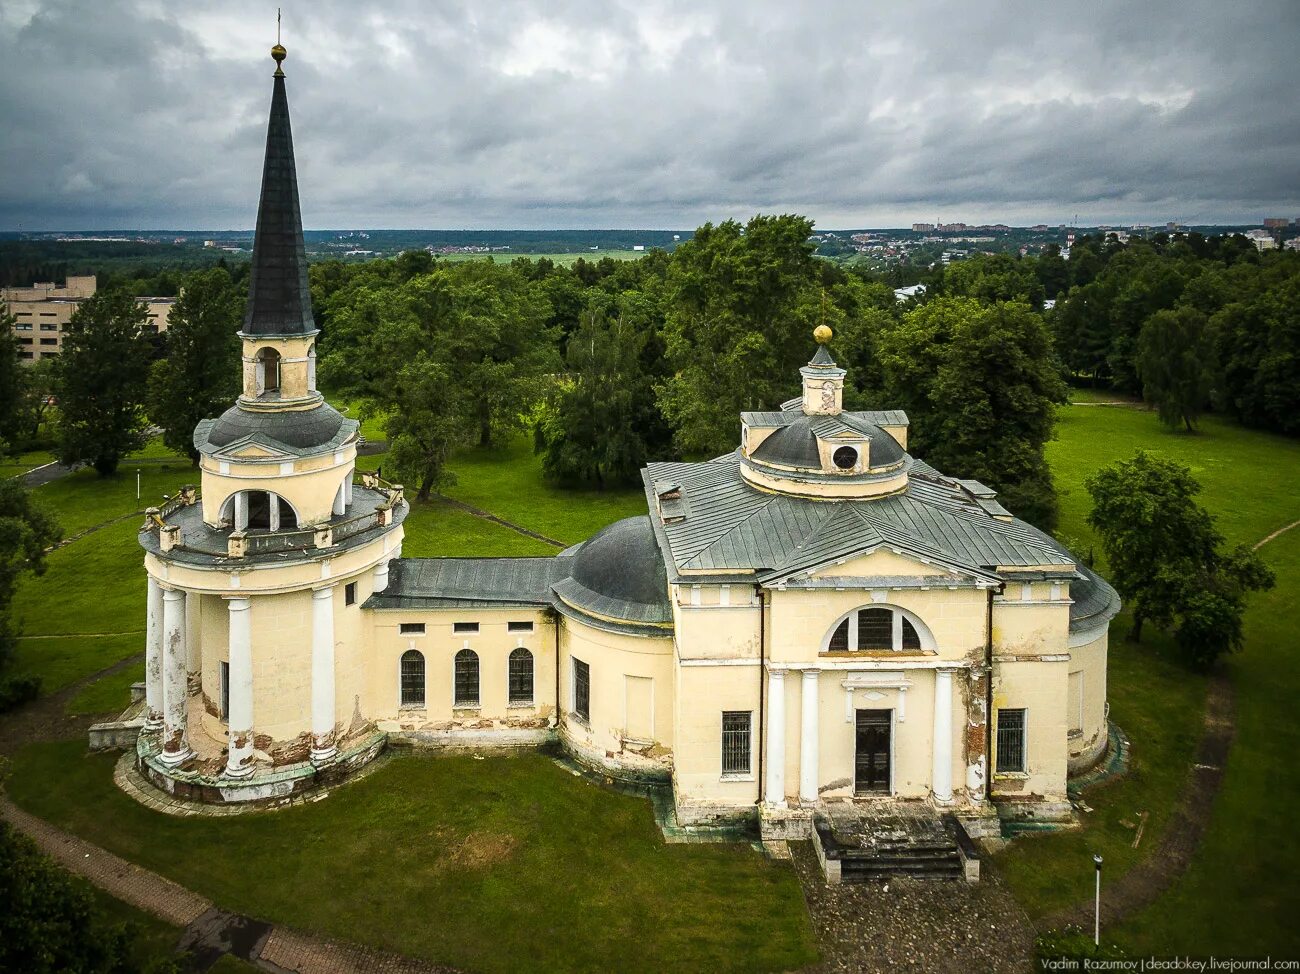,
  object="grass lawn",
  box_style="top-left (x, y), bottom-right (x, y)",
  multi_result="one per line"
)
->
top-left (30, 462), bottom-right (197, 537)
top-left (12, 521), bottom-right (145, 636)
top-left (995, 402), bottom-right (1300, 951)
top-left (66, 661), bottom-right (143, 716)
top-left (8, 633), bottom-right (141, 696)
top-left (85, 883), bottom-right (186, 970)
top-left (0, 447), bottom-right (56, 478)
top-left (7, 745), bottom-right (817, 974)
